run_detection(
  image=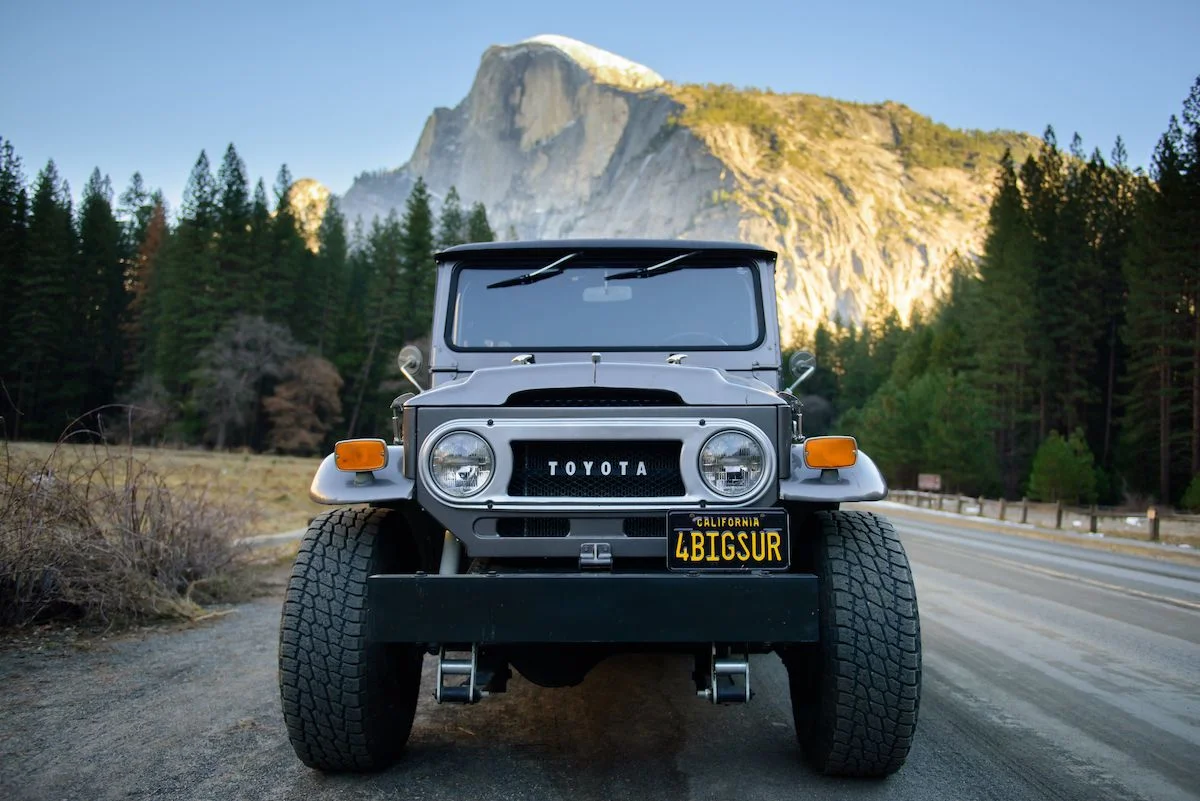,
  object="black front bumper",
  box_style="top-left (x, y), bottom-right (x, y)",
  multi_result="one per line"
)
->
top-left (367, 572), bottom-right (819, 644)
